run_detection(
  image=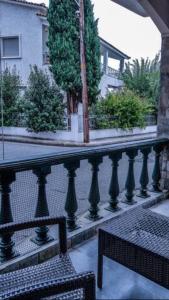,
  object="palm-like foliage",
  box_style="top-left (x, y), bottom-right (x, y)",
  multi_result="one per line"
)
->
top-left (123, 53), bottom-right (160, 107)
